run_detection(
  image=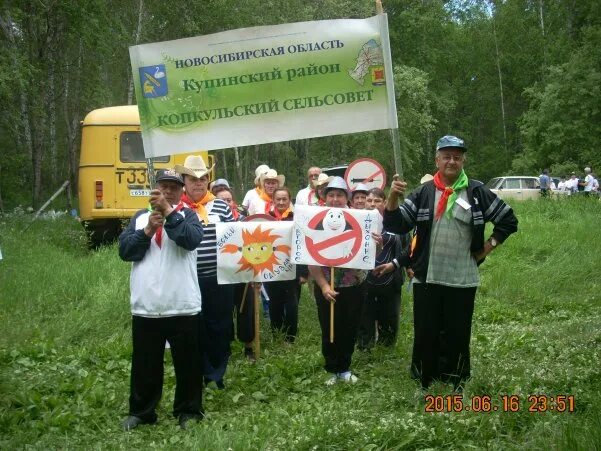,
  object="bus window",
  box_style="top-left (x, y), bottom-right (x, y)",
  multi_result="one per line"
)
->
top-left (120, 132), bottom-right (168, 163)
